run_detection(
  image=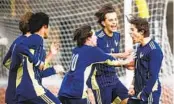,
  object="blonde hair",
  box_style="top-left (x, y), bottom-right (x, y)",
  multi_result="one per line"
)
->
top-left (19, 11), bottom-right (33, 34)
